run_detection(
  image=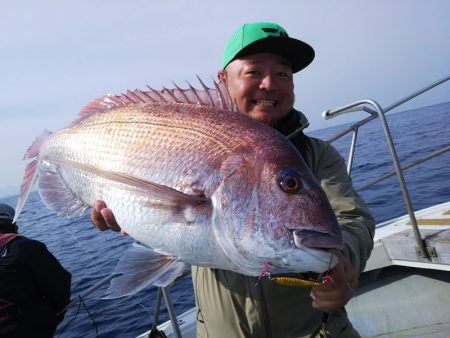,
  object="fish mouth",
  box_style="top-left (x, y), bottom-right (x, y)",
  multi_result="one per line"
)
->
top-left (291, 229), bottom-right (343, 251)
